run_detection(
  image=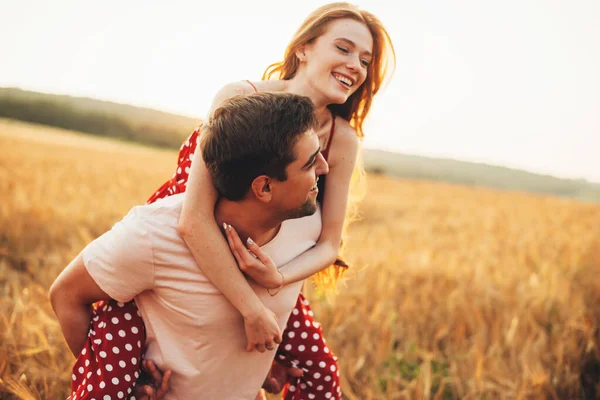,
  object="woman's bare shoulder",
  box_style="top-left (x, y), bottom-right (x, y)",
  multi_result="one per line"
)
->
top-left (328, 117), bottom-right (359, 165)
top-left (249, 80), bottom-right (288, 93)
top-left (207, 80), bottom-right (259, 116)
top-left (215, 80), bottom-right (258, 98)
top-left (332, 117), bottom-right (359, 146)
